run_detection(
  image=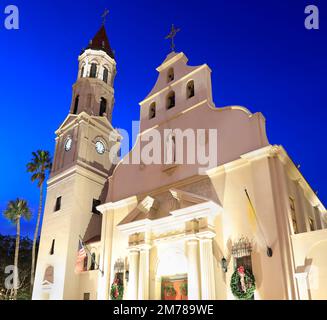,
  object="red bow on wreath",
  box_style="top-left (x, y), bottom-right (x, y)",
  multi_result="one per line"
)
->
top-left (237, 266), bottom-right (245, 275)
top-left (237, 266), bottom-right (246, 293)
top-left (113, 277), bottom-right (119, 298)
top-left (114, 286), bottom-right (119, 298)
